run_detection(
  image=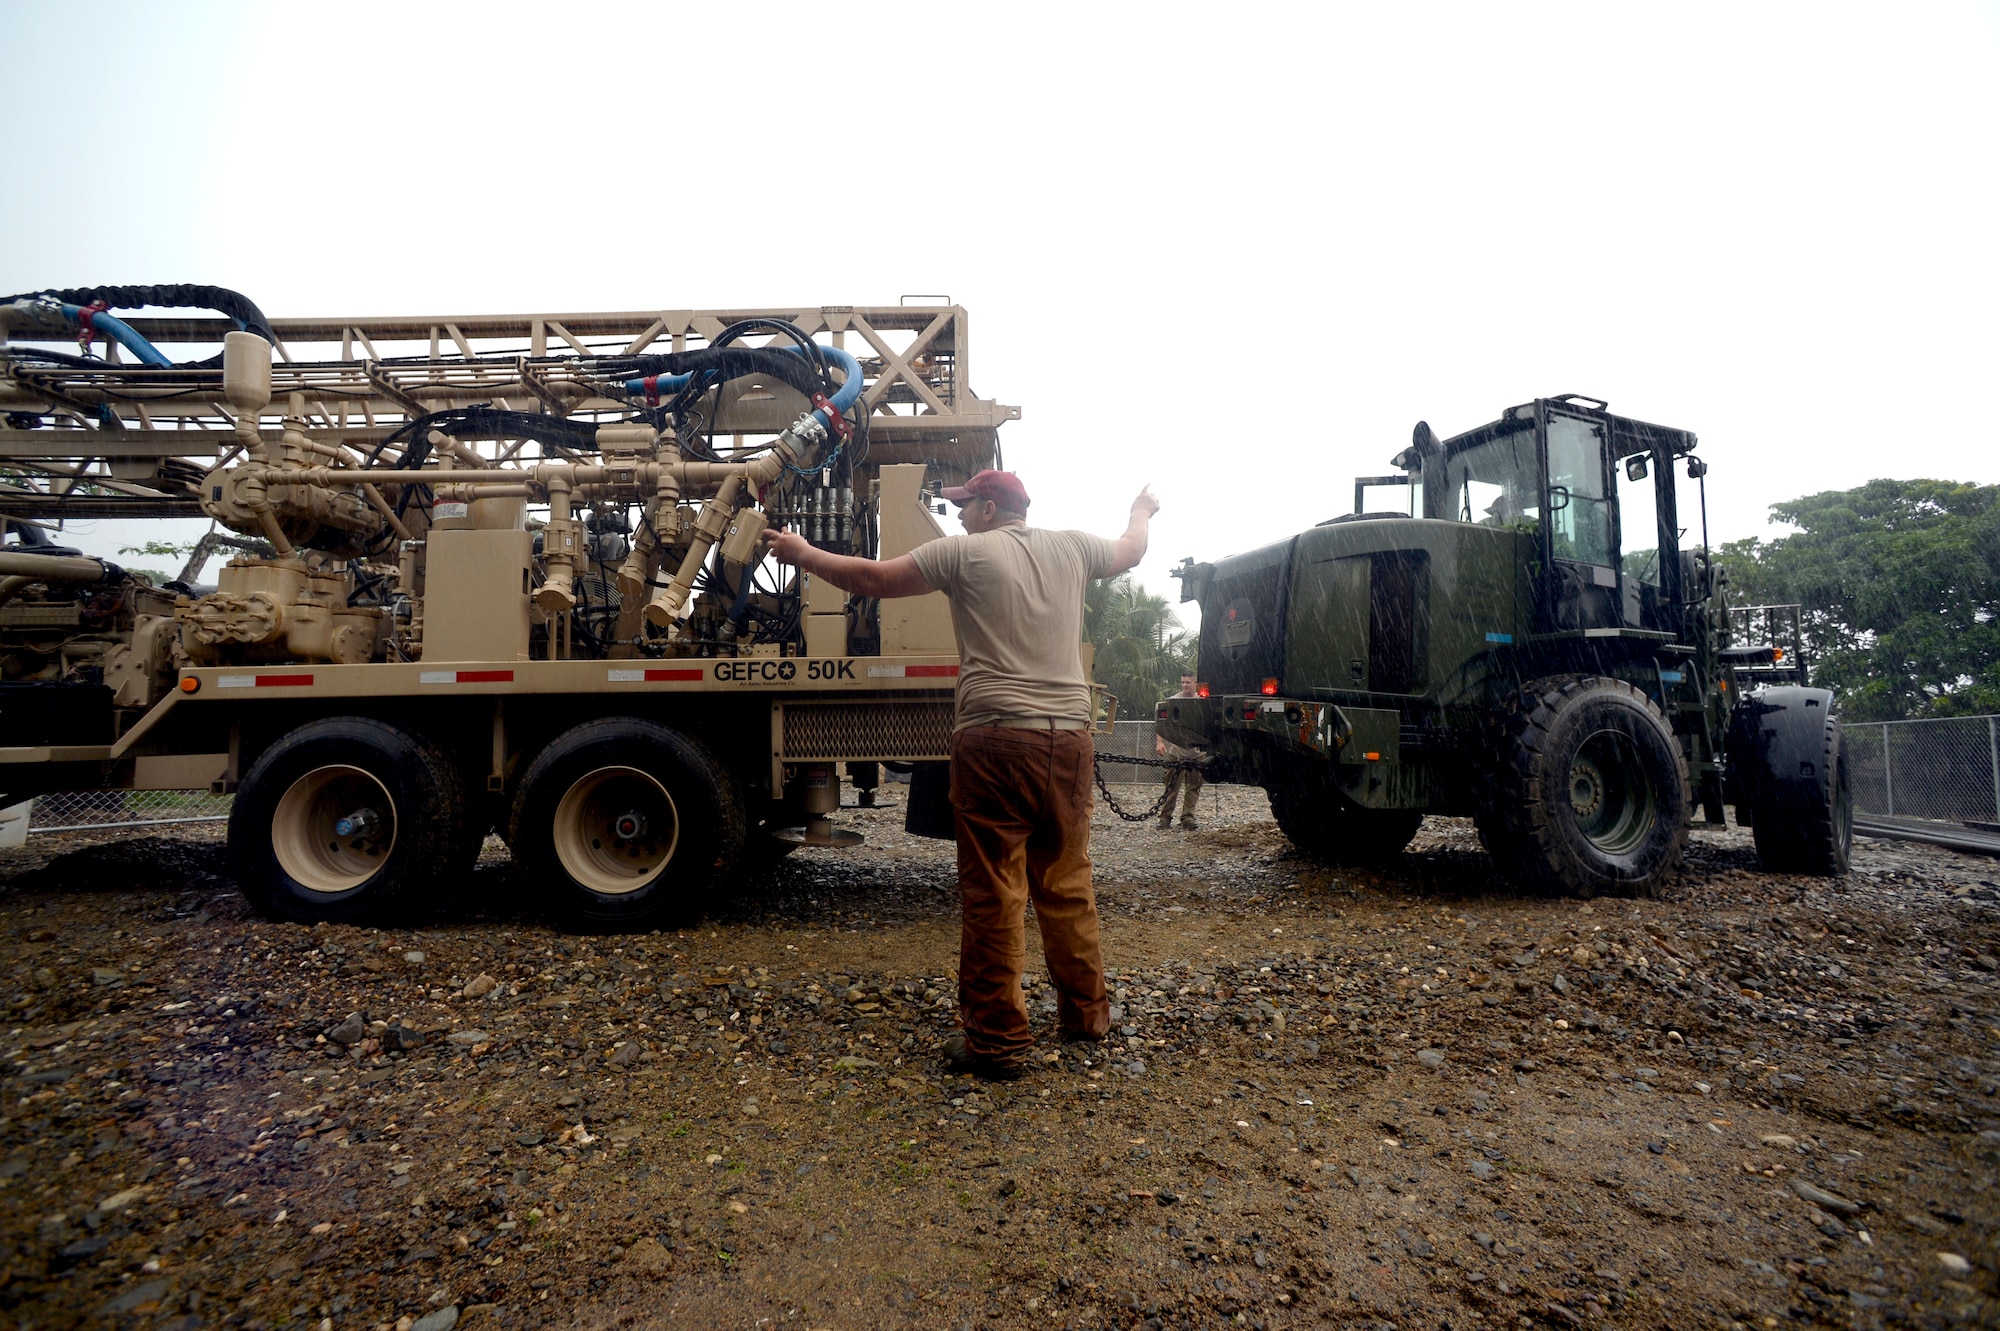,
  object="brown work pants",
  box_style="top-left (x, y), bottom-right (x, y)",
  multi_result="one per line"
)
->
top-left (950, 725), bottom-right (1110, 1063)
